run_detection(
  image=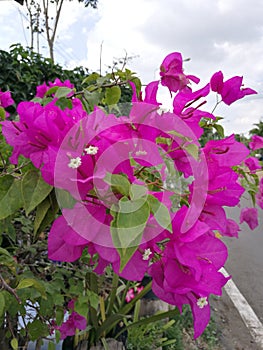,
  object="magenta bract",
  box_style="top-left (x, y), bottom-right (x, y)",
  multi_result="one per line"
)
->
top-left (210, 70), bottom-right (257, 105)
